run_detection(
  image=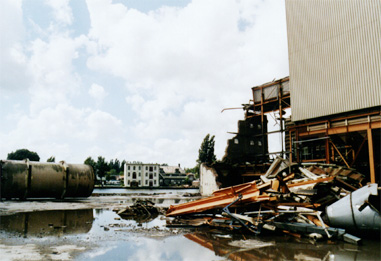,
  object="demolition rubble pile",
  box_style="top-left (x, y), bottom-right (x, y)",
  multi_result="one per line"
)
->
top-left (166, 158), bottom-right (380, 244)
top-left (114, 200), bottom-right (163, 223)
